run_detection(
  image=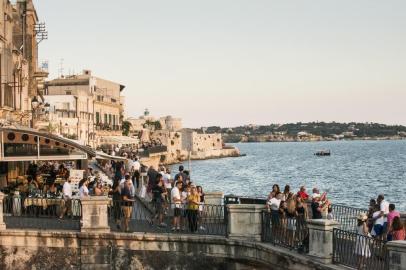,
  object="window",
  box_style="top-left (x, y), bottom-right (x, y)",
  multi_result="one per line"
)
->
top-left (95, 112), bottom-right (100, 124)
top-left (104, 114), bottom-right (107, 124)
top-left (4, 84), bottom-right (13, 108)
top-left (65, 91), bottom-right (71, 95)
